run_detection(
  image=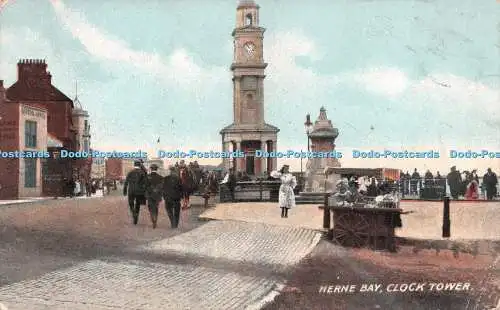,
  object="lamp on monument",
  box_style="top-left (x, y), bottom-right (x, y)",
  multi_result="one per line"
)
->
top-left (304, 114), bottom-right (313, 152)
